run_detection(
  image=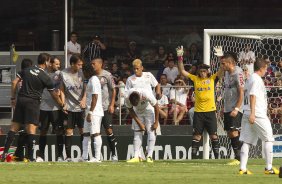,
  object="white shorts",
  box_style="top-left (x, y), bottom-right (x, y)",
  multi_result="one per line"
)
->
top-left (83, 115), bottom-right (102, 134)
top-left (132, 112), bottom-right (155, 132)
top-left (240, 114), bottom-right (274, 146)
